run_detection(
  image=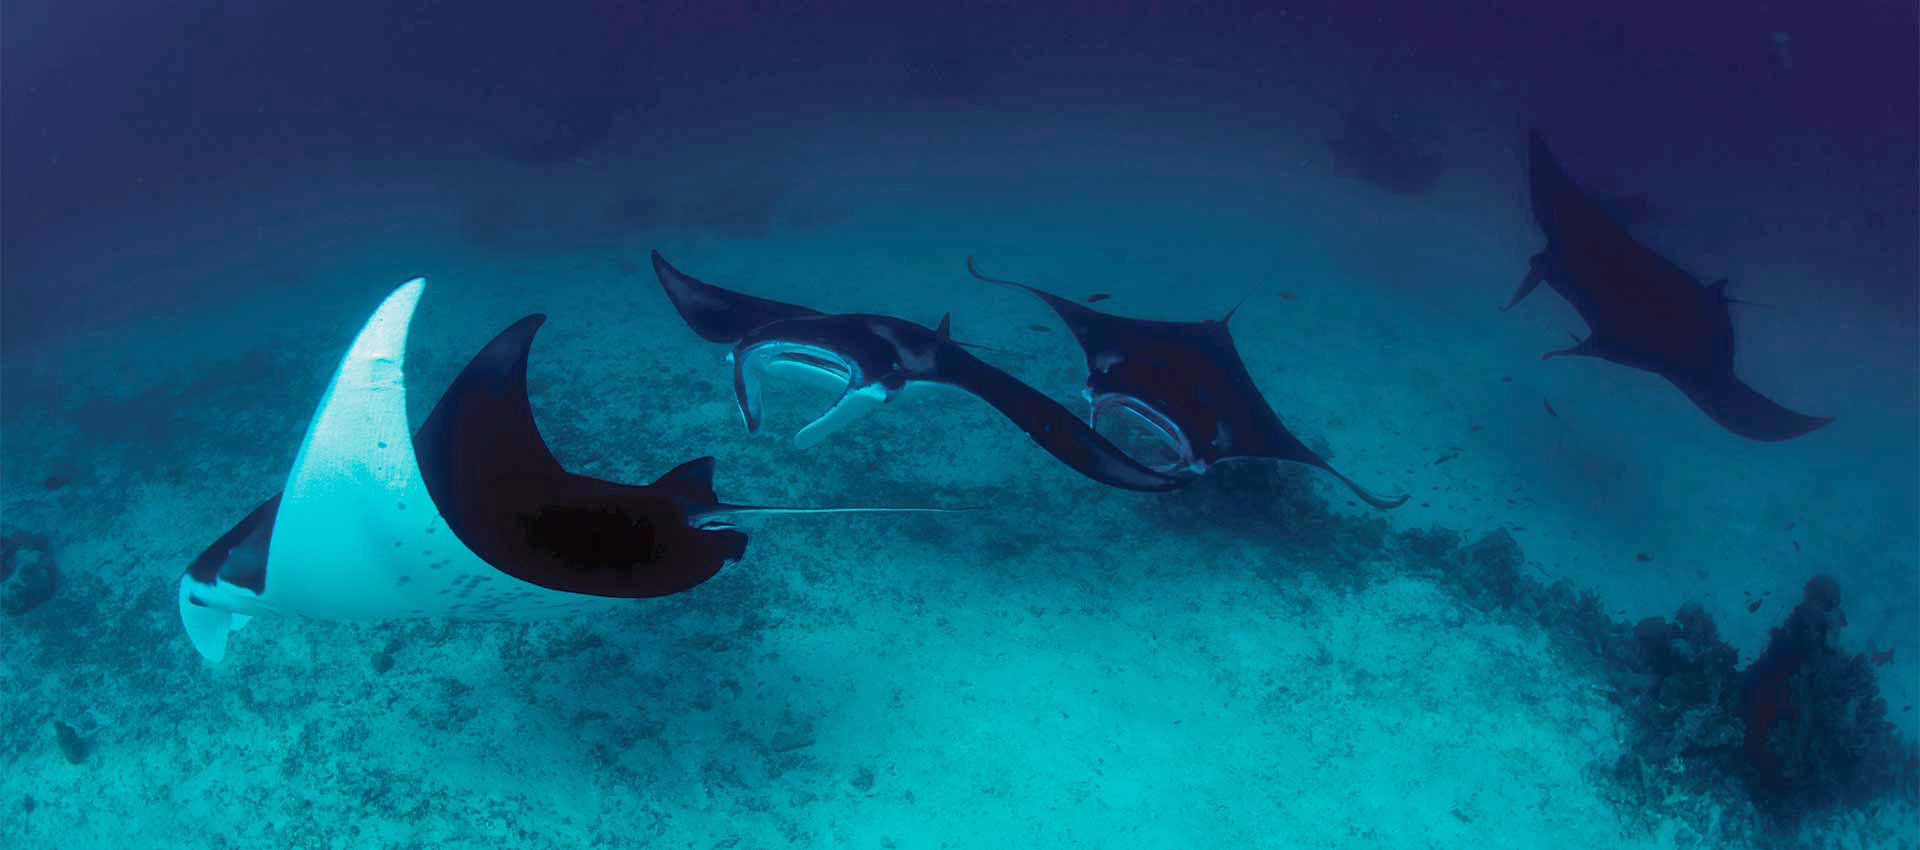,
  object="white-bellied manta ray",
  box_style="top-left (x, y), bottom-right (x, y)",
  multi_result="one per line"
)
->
top-left (180, 279), bottom-right (961, 663)
top-left (966, 257), bottom-right (1409, 510)
top-left (1506, 130), bottom-right (1832, 442)
top-left (652, 251), bottom-right (1186, 492)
